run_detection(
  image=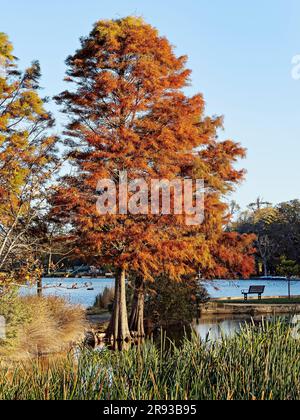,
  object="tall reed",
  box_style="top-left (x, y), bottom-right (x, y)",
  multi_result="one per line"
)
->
top-left (0, 321), bottom-right (300, 400)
